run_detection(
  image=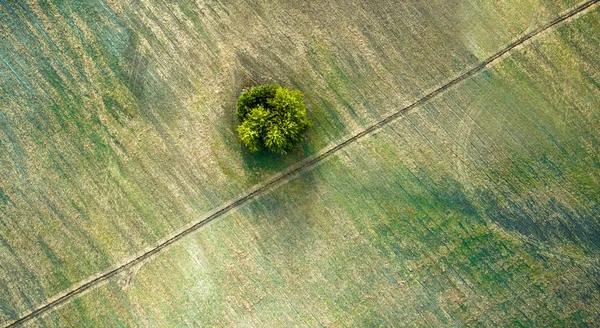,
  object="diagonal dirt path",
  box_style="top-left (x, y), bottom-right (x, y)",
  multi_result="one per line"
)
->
top-left (6, 0), bottom-right (599, 326)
